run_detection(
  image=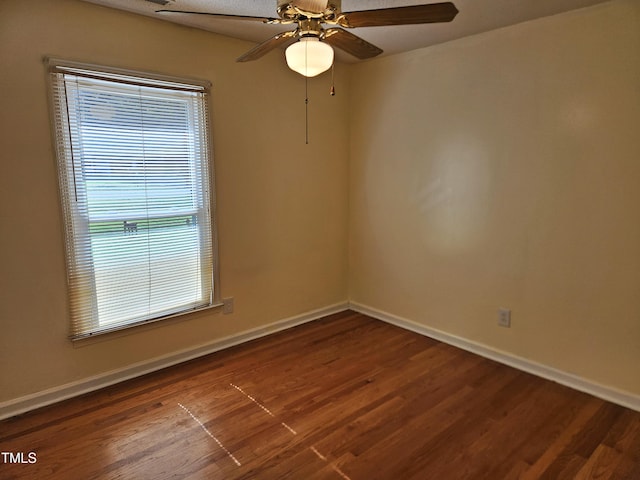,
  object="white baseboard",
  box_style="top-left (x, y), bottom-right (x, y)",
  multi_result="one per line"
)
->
top-left (350, 302), bottom-right (640, 413)
top-left (4, 301), bottom-right (637, 420)
top-left (0, 302), bottom-right (349, 421)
